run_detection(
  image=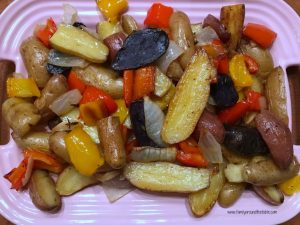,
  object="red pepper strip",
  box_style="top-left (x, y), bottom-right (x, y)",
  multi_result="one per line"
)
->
top-left (216, 55), bottom-right (229, 75)
top-left (123, 70), bottom-right (134, 107)
top-left (68, 71), bottom-right (86, 94)
top-left (144, 3), bottom-right (174, 28)
top-left (80, 86), bottom-right (118, 113)
top-left (120, 124), bottom-right (129, 143)
top-left (176, 151), bottom-right (208, 167)
top-left (243, 55), bottom-right (259, 74)
top-left (133, 66), bottom-right (155, 101)
top-left (218, 101), bottom-right (250, 124)
top-left (24, 149), bottom-right (64, 174)
top-left (36, 18), bottom-right (57, 48)
top-left (246, 90), bottom-right (262, 111)
top-left (4, 158), bottom-right (28, 191)
top-left (243, 23), bottom-right (277, 48)
top-left (178, 138), bottom-right (201, 154)
top-left (126, 139), bottom-right (139, 156)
